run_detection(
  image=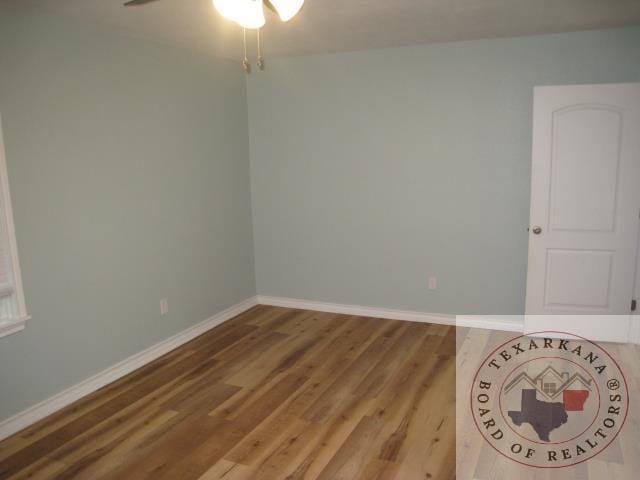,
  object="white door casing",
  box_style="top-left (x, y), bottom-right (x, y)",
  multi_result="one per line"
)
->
top-left (524, 83), bottom-right (640, 342)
